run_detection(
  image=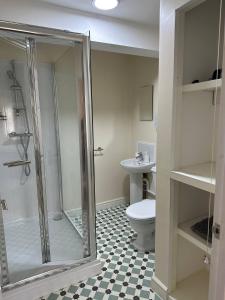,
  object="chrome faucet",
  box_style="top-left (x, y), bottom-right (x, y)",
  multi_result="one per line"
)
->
top-left (135, 152), bottom-right (144, 163)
